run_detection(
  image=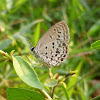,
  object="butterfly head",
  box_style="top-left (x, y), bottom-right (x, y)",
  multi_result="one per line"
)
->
top-left (30, 47), bottom-right (36, 54)
top-left (31, 47), bottom-right (39, 58)
top-left (31, 47), bottom-right (35, 51)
